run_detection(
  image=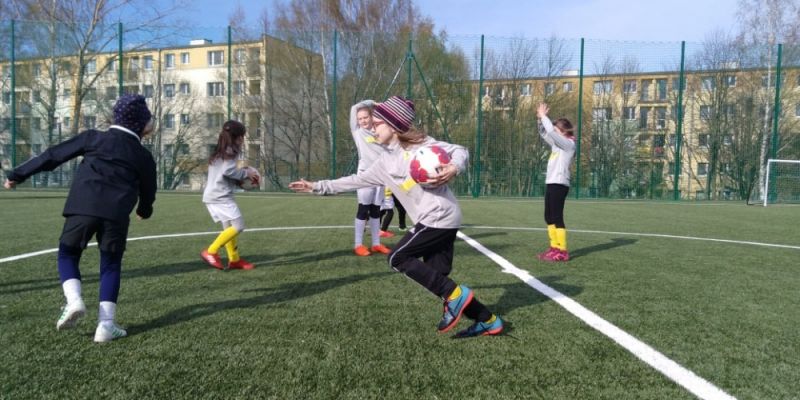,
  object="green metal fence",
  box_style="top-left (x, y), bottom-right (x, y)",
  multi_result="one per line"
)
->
top-left (2, 20), bottom-right (798, 202)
